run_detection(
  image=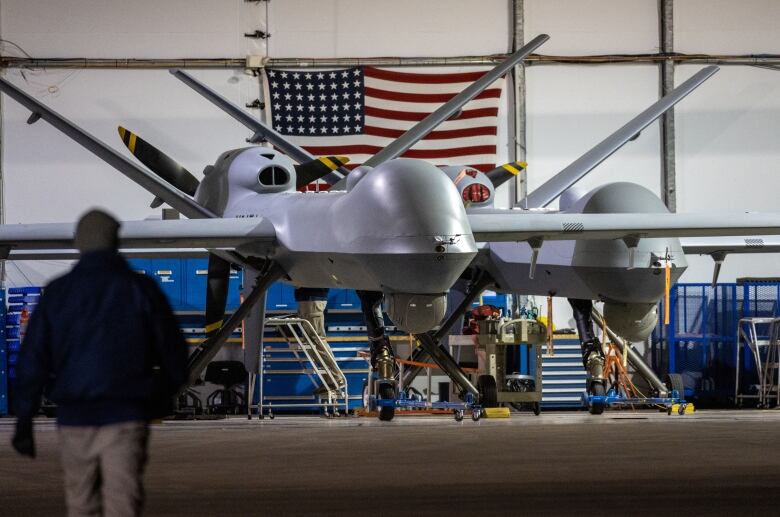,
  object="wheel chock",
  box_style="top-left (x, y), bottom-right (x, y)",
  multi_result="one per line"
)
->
top-left (483, 407), bottom-right (510, 418)
top-left (670, 403), bottom-right (695, 414)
